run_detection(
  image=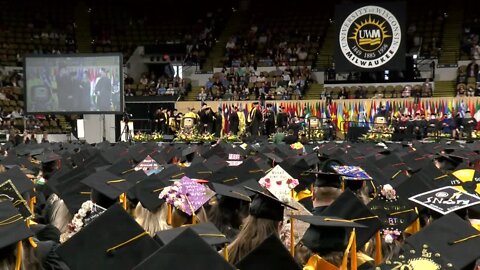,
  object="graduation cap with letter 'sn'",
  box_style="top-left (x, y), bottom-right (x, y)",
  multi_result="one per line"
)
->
top-left (133, 228), bottom-right (235, 270)
top-left (57, 204), bottom-right (160, 270)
